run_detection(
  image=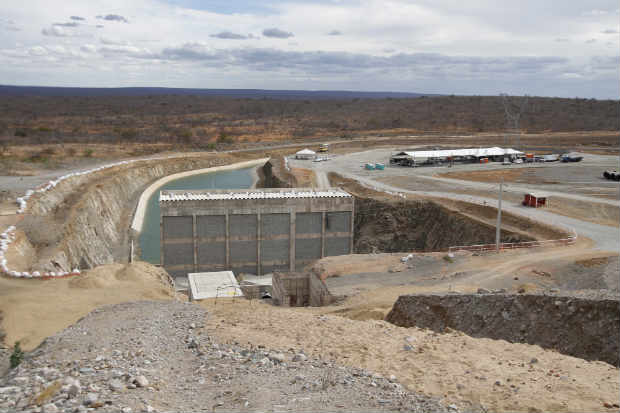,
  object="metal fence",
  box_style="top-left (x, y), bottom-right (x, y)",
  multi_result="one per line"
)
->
top-left (448, 229), bottom-right (577, 253)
